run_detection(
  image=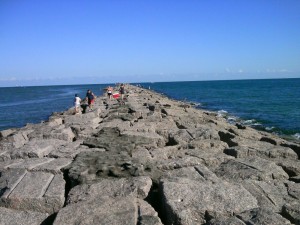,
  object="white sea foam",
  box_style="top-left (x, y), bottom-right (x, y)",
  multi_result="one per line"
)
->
top-left (217, 110), bottom-right (228, 117)
top-left (227, 116), bottom-right (239, 124)
top-left (242, 119), bottom-right (256, 125)
top-left (251, 123), bottom-right (263, 127)
top-left (193, 102), bottom-right (202, 107)
top-left (294, 133), bottom-right (300, 139)
top-left (265, 126), bottom-right (275, 131)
